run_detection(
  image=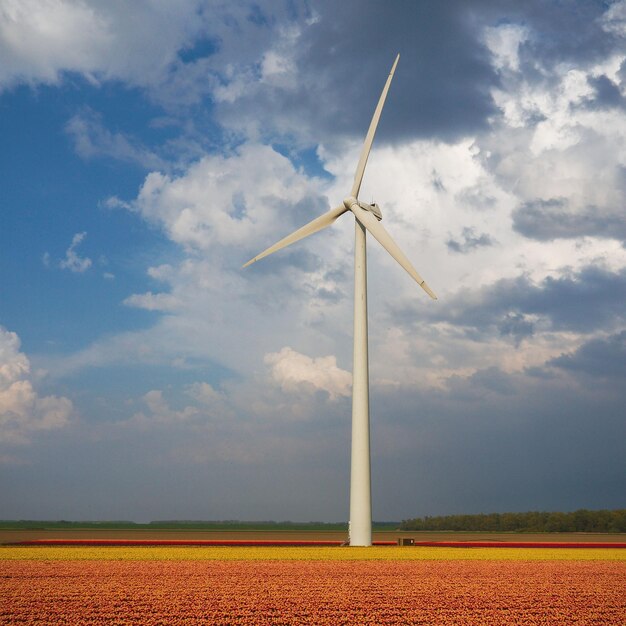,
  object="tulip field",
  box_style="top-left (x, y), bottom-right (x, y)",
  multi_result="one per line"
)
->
top-left (1, 545), bottom-right (625, 624)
